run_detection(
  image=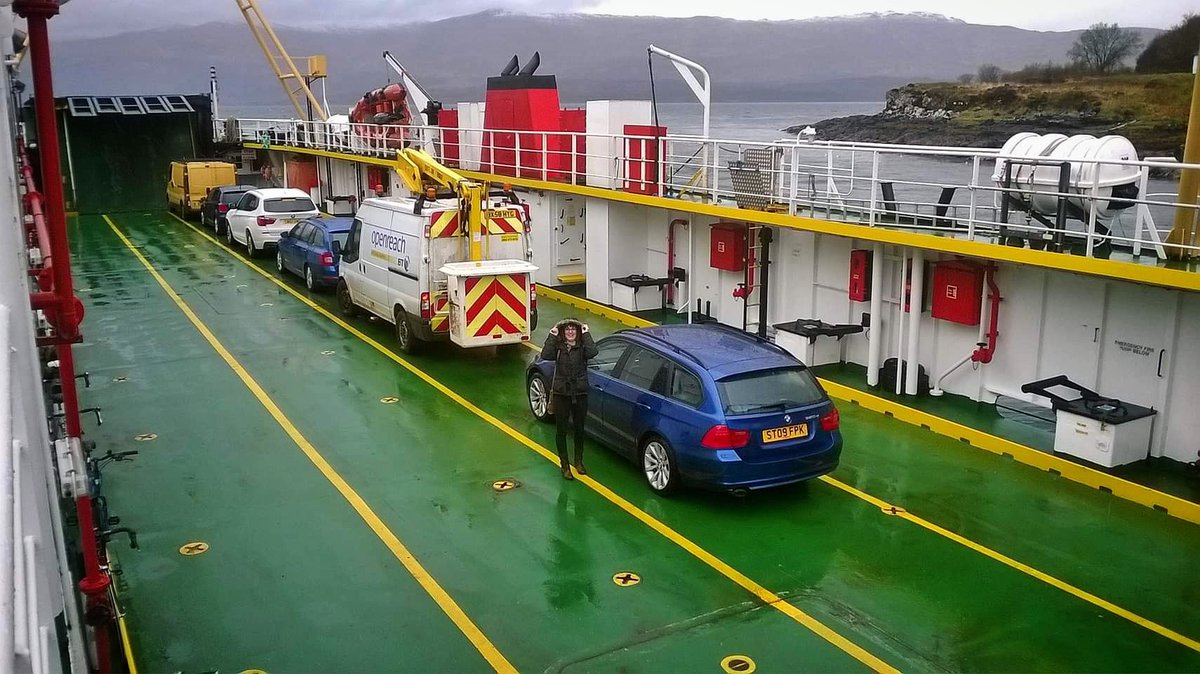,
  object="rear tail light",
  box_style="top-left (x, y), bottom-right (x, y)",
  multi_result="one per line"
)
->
top-left (420, 291), bottom-right (431, 320)
top-left (256, 215), bottom-right (275, 226)
top-left (217, 203), bottom-right (229, 214)
top-left (700, 425), bottom-right (749, 450)
top-left (530, 283), bottom-right (537, 311)
top-left (320, 252), bottom-right (335, 266)
top-left (821, 408), bottom-right (841, 432)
